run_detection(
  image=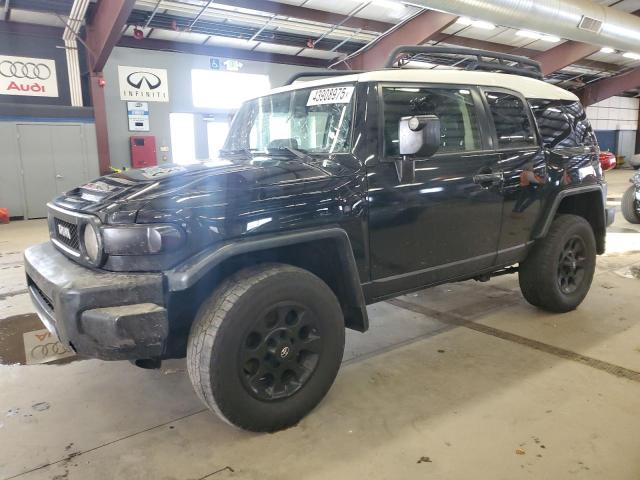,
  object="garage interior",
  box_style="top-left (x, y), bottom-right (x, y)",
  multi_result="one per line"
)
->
top-left (1, 0), bottom-right (640, 478)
